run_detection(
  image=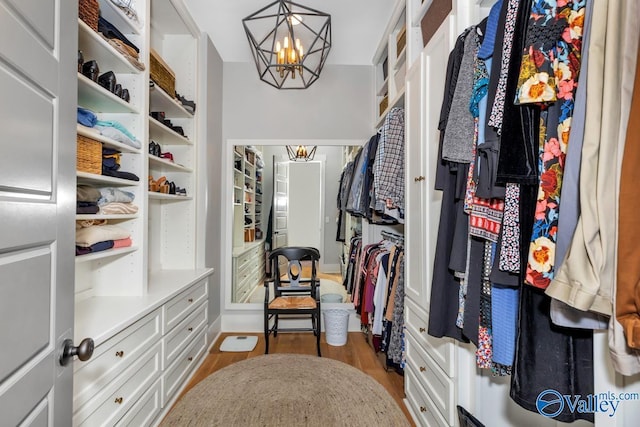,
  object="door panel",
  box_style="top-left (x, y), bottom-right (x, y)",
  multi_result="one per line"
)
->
top-left (0, 248), bottom-right (52, 384)
top-left (0, 0), bottom-right (77, 425)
